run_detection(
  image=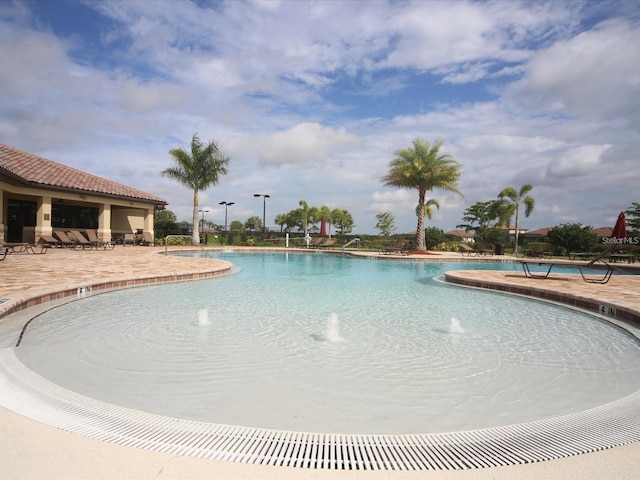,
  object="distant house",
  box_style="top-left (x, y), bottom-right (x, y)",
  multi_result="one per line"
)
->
top-left (0, 144), bottom-right (167, 244)
top-left (592, 226), bottom-right (613, 238)
top-left (524, 227), bottom-right (551, 241)
top-left (444, 229), bottom-right (475, 243)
